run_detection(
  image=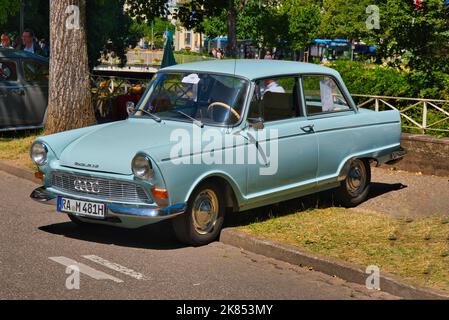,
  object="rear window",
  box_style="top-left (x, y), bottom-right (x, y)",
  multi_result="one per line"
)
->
top-left (303, 75), bottom-right (351, 116)
top-left (0, 60), bottom-right (18, 81)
